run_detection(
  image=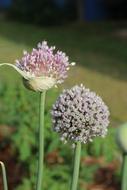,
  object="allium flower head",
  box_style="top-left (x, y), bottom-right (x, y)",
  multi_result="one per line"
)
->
top-left (0, 41), bottom-right (75, 91)
top-left (51, 85), bottom-right (110, 144)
